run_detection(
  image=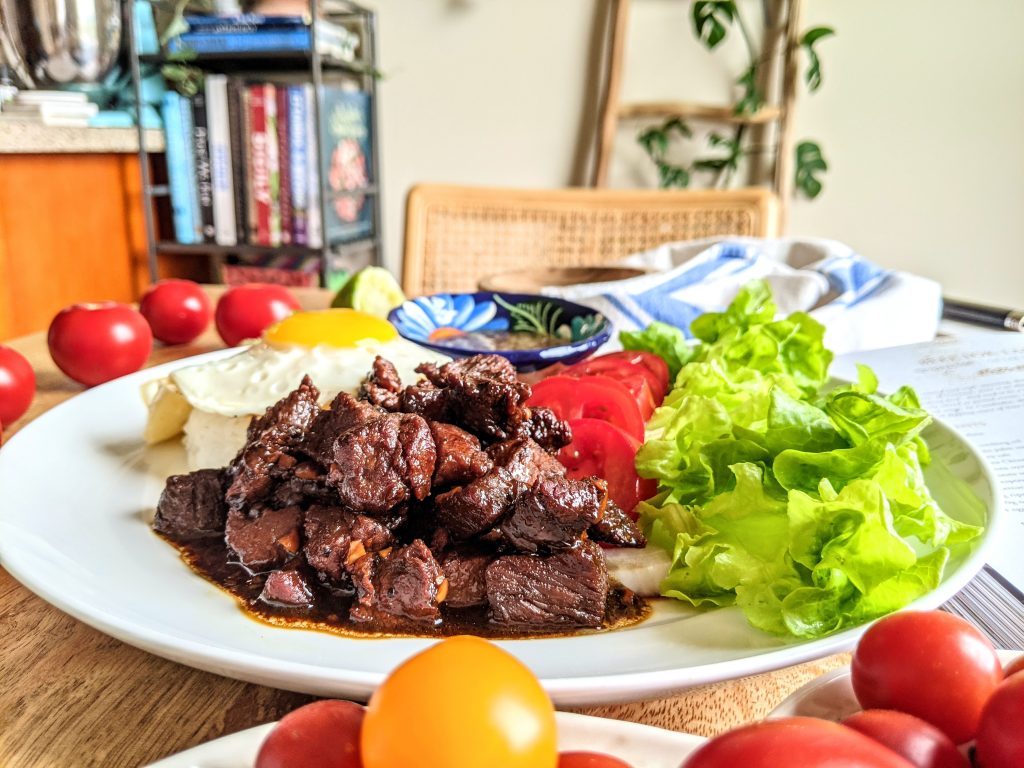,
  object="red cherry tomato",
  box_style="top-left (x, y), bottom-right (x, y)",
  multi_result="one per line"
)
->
top-left (842, 710), bottom-right (968, 768)
top-left (528, 375), bottom-right (646, 441)
top-left (558, 752), bottom-right (633, 768)
top-left (558, 418), bottom-right (656, 515)
top-left (564, 351), bottom-right (669, 402)
top-left (851, 611), bottom-right (1002, 745)
top-left (975, 672), bottom-right (1024, 767)
top-left (255, 700), bottom-right (365, 768)
top-left (214, 283), bottom-right (300, 347)
top-left (1003, 653), bottom-right (1024, 679)
top-left (47, 302), bottom-right (153, 387)
top-left (0, 345), bottom-right (35, 429)
top-left (682, 717), bottom-right (916, 768)
top-left (139, 279), bottom-right (212, 345)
